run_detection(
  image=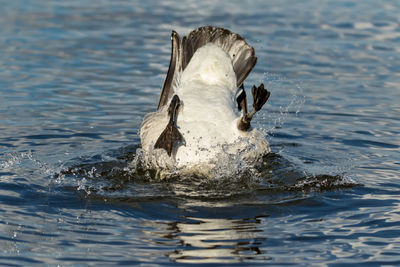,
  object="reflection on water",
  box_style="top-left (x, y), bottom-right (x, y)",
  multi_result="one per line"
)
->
top-left (163, 217), bottom-right (268, 263)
